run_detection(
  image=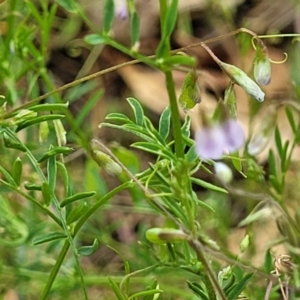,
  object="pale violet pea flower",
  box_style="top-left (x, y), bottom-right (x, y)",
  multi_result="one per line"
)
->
top-left (195, 119), bottom-right (245, 160)
top-left (115, 0), bottom-right (128, 20)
